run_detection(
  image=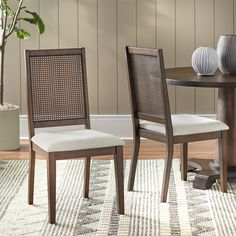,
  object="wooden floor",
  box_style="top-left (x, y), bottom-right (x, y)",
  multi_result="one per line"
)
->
top-left (0, 140), bottom-right (216, 161)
